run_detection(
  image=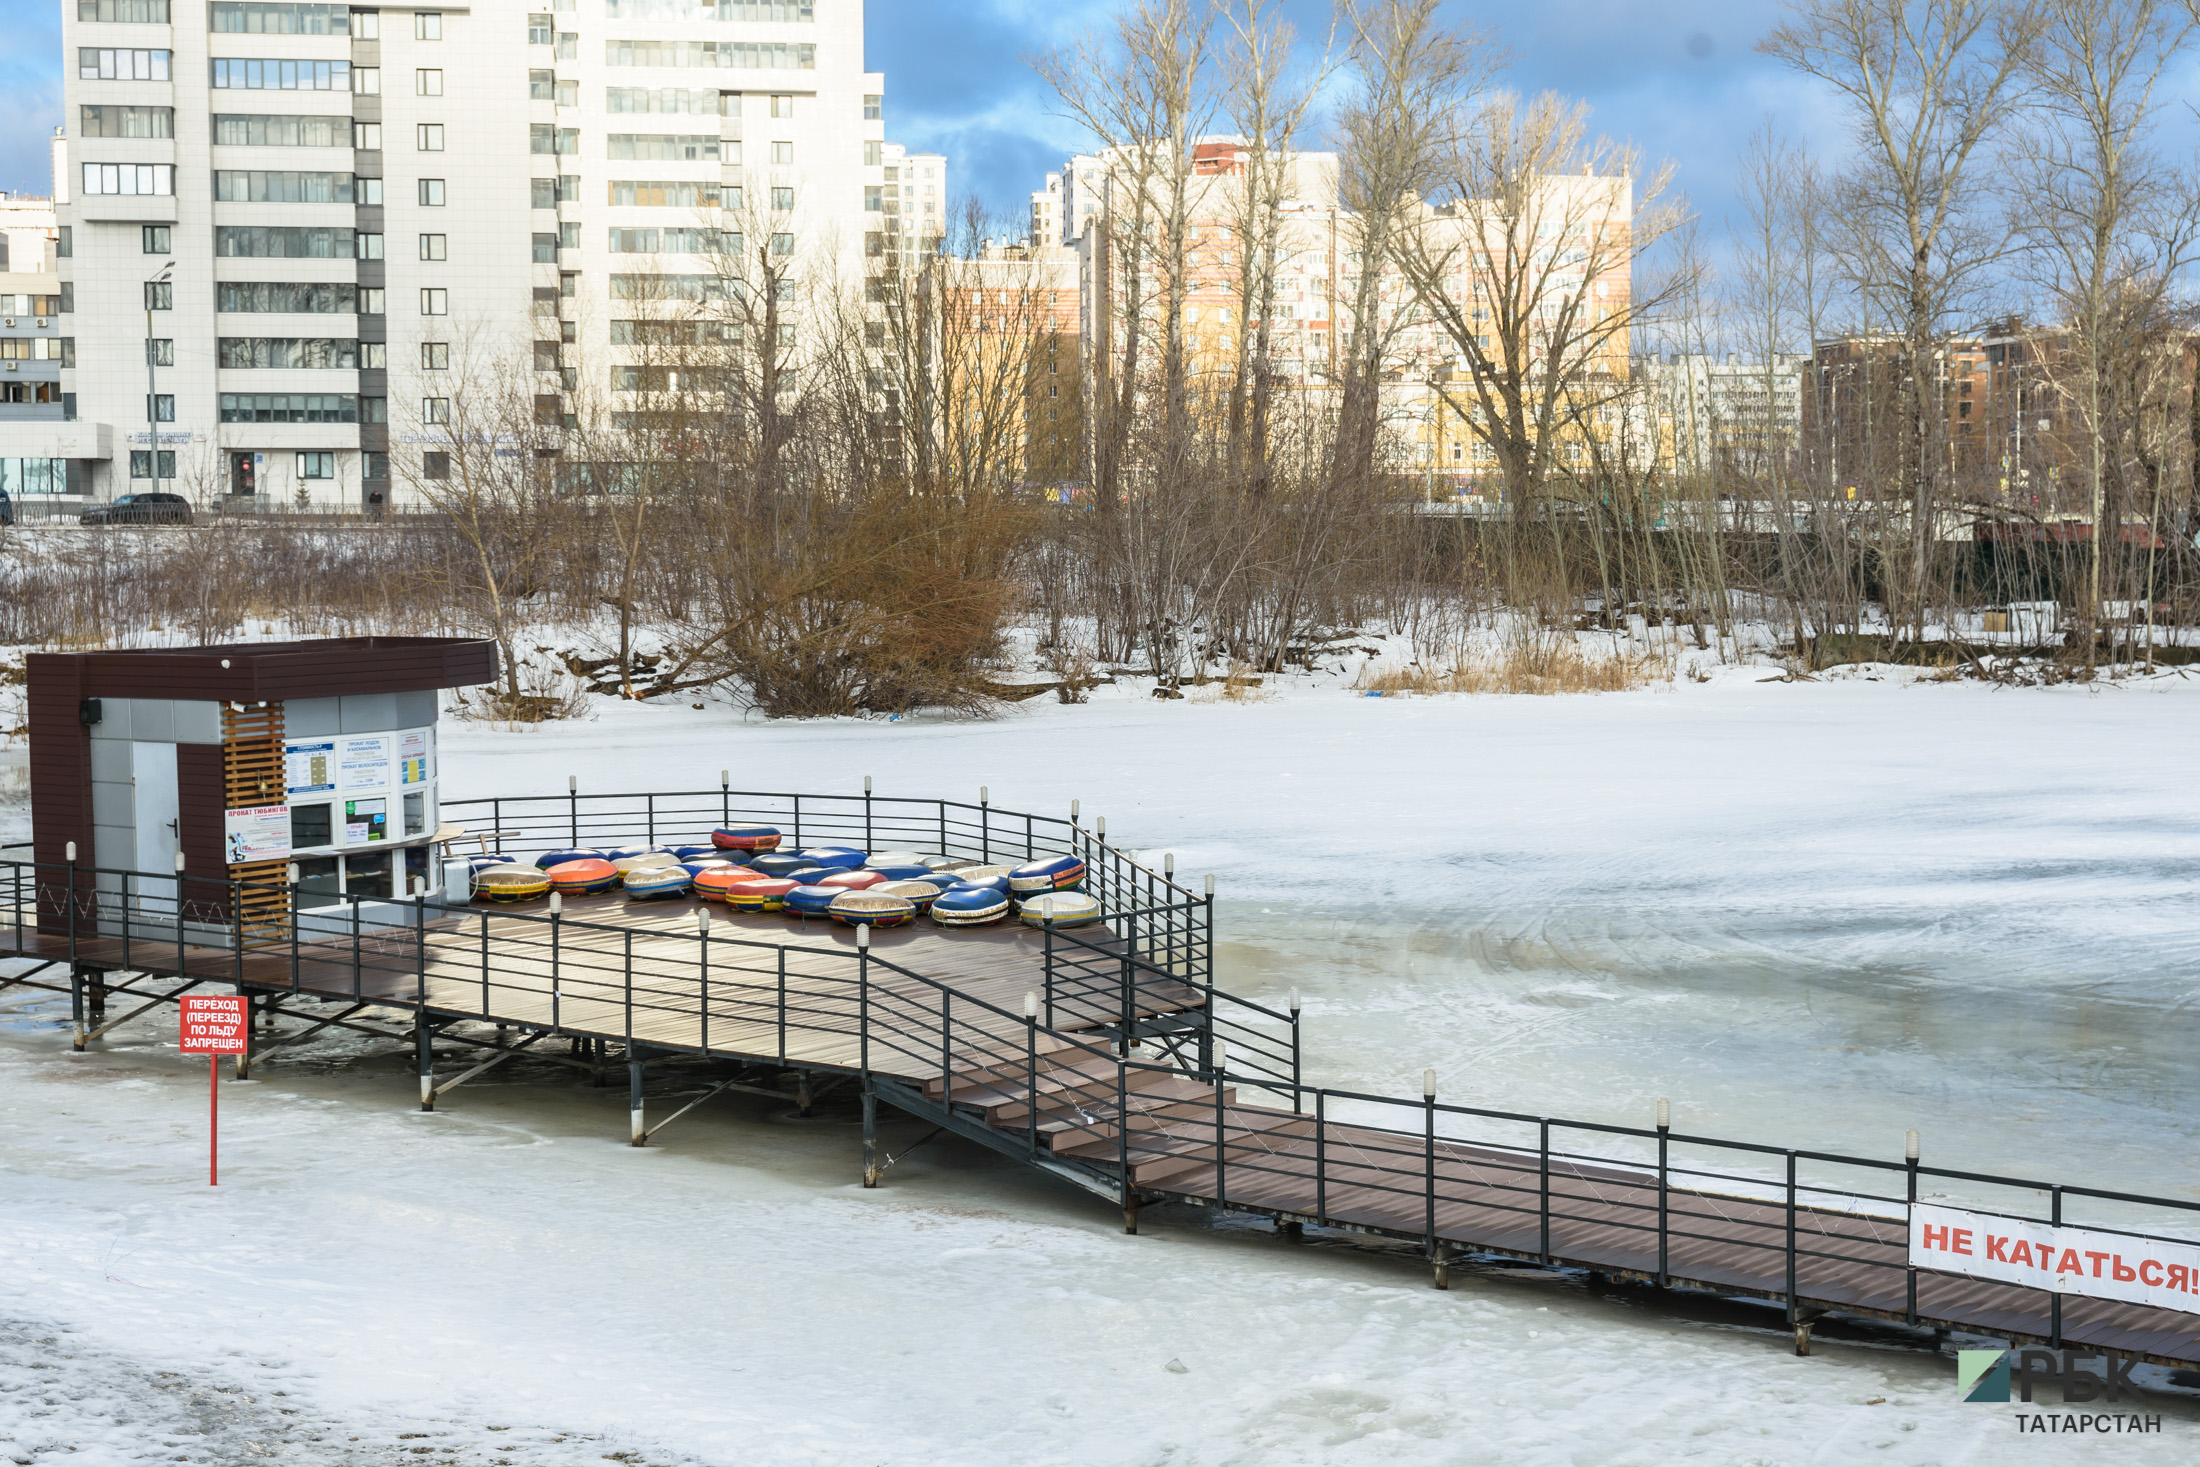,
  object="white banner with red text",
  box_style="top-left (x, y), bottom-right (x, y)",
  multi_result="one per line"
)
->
top-left (1910, 1202), bottom-right (2200, 1315)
